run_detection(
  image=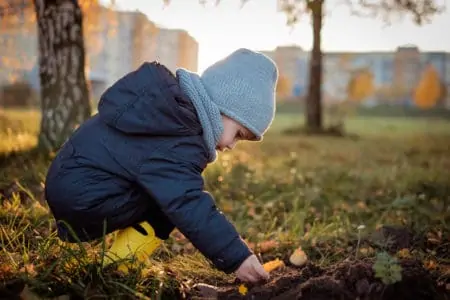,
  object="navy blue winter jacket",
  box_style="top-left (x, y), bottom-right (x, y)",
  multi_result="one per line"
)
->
top-left (44, 62), bottom-right (252, 273)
